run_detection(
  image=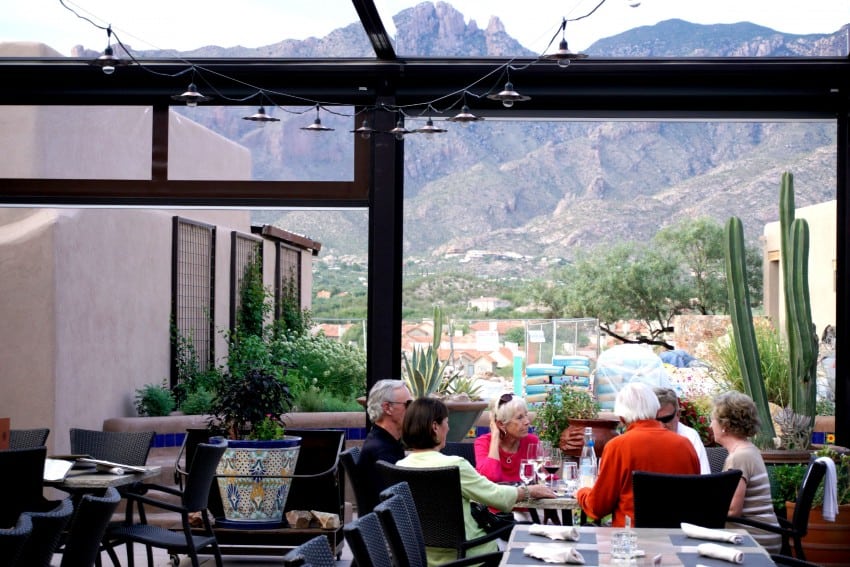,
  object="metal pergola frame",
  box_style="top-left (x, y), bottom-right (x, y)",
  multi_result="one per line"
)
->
top-left (0, 0), bottom-right (847, 444)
